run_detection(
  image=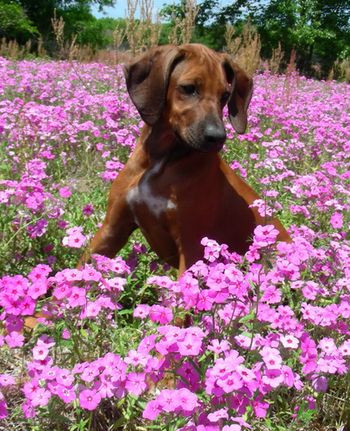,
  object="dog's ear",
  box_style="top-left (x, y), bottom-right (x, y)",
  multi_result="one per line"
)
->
top-left (222, 57), bottom-right (253, 134)
top-left (124, 46), bottom-right (182, 126)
